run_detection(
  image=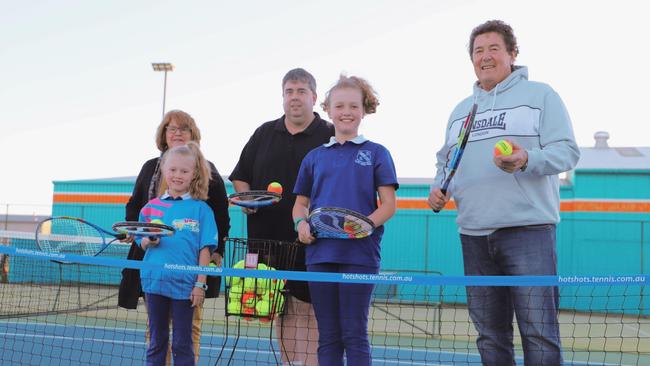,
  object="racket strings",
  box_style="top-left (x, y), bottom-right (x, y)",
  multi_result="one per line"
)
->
top-left (310, 212), bottom-right (374, 239)
top-left (38, 219), bottom-right (105, 256)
